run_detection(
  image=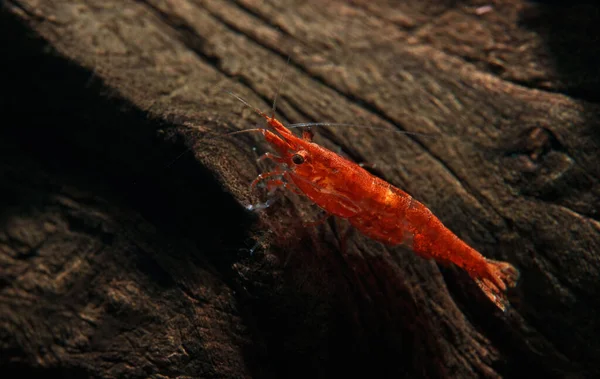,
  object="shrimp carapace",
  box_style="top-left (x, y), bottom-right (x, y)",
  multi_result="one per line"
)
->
top-left (228, 91), bottom-right (520, 312)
